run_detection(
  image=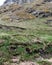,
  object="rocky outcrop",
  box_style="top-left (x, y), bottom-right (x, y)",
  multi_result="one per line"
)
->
top-left (4, 0), bottom-right (34, 5)
top-left (26, 8), bottom-right (52, 18)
